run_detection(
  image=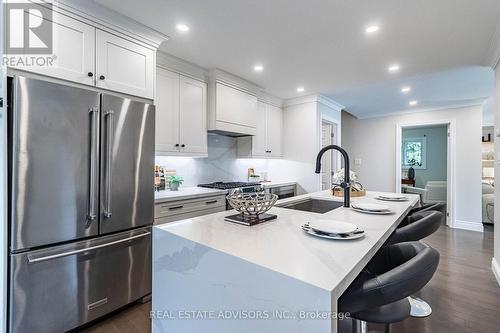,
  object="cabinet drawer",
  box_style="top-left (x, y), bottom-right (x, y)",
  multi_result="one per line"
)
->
top-left (154, 195), bottom-right (226, 218)
top-left (154, 206), bottom-right (225, 225)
